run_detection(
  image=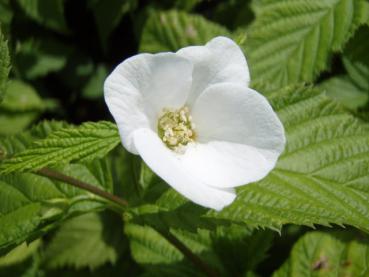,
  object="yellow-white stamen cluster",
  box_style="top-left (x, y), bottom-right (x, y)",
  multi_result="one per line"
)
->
top-left (158, 106), bottom-right (195, 152)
